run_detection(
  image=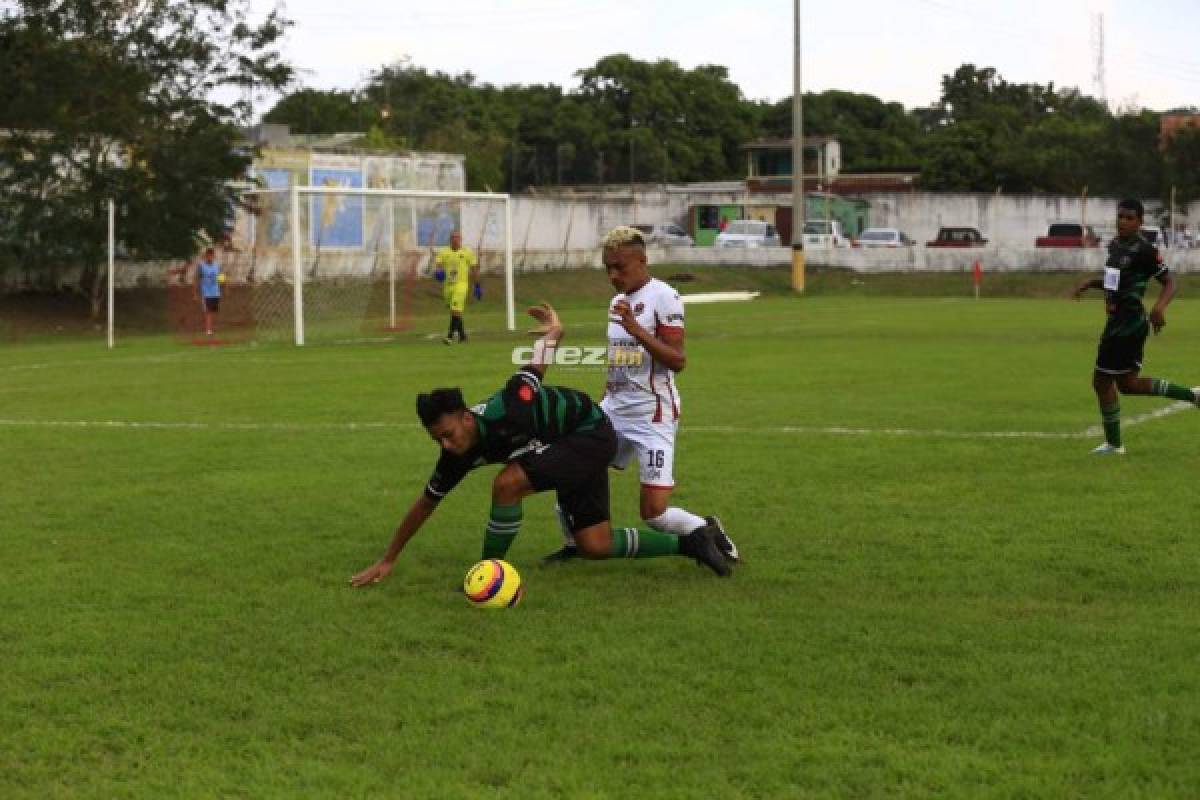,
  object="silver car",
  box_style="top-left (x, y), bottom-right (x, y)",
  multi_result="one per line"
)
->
top-left (857, 227), bottom-right (913, 248)
top-left (631, 223), bottom-right (694, 247)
